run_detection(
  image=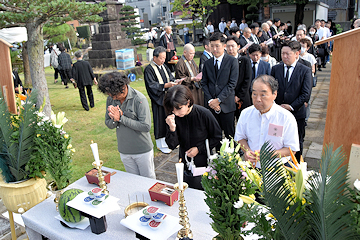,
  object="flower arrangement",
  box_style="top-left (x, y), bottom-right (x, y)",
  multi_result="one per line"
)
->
top-left (30, 111), bottom-right (74, 190)
top-left (349, 179), bottom-right (360, 235)
top-left (235, 142), bottom-right (359, 239)
top-left (201, 139), bottom-right (257, 240)
top-left (0, 90), bottom-right (46, 182)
